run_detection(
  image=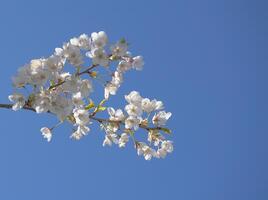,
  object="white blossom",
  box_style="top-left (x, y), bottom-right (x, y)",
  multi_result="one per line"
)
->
top-left (103, 133), bottom-right (118, 147)
top-left (44, 55), bottom-right (65, 73)
top-left (72, 92), bottom-right (84, 107)
top-left (117, 60), bottom-right (132, 73)
top-left (73, 108), bottom-right (90, 126)
top-left (29, 59), bottom-right (49, 86)
top-left (107, 107), bottom-right (125, 121)
top-left (40, 127), bottom-right (52, 142)
top-left (110, 40), bottom-right (128, 57)
top-left (148, 130), bottom-right (164, 146)
top-left (152, 111), bottom-right (172, 126)
top-left (33, 90), bottom-right (51, 113)
top-left (104, 83), bottom-right (118, 99)
top-left (161, 140), bottom-right (173, 153)
top-left (70, 34), bottom-right (91, 50)
top-left (71, 125), bottom-right (90, 140)
top-left (156, 148), bottom-right (168, 158)
top-left (62, 75), bottom-right (81, 93)
top-left (60, 43), bottom-right (83, 67)
top-left (8, 93), bottom-right (25, 111)
top-left (118, 133), bottom-right (129, 148)
top-left (86, 48), bottom-right (109, 66)
top-left (7, 31), bottom-right (173, 160)
top-left (49, 95), bottom-right (72, 121)
top-left (156, 140), bottom-right (173, 158)
top-left (132, 56), bottom-right (144, 70)
top-left (136, 142), bottom-right (156, 160)
top-left (125, 91), bottom-right (142, 106)
top-left (125, 104), bottom-right (142, 117)
top-left (125, 116), bottom-right (141, 130)
top-left (80, 79), bottom-right (93, 97)
top-left (12, 66), bottom-right (30, 88)
top-left (142, 98), bottom-right (164, 113)
top-left (91, 31), bottom-right (108, 48)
